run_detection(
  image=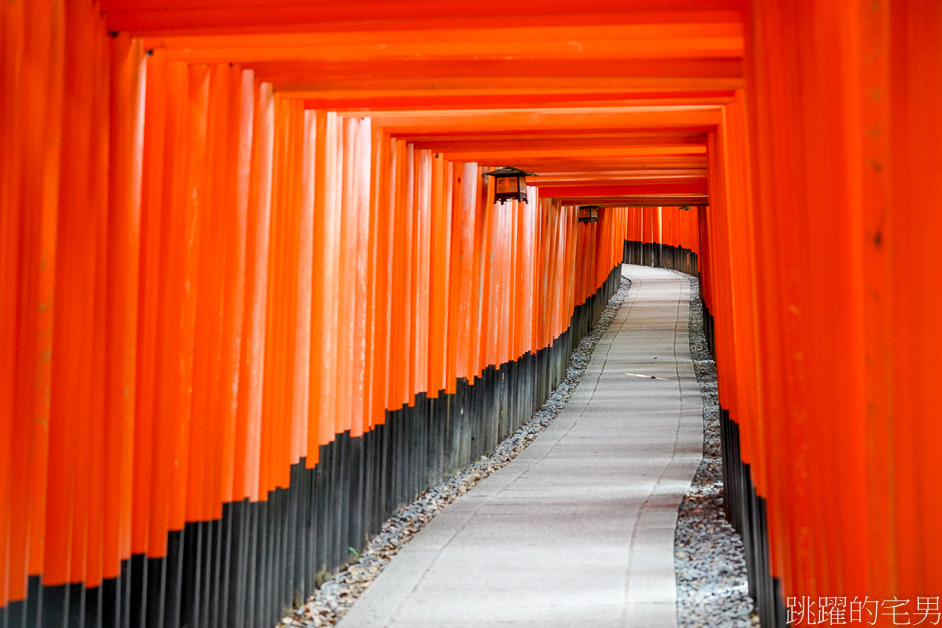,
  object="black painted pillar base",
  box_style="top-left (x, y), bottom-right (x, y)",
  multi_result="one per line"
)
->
top-left (2, 264), bottom-right (626, 628)
top-left (622, 240), bottom-right (699, 278)
top-left (720, 406), bottom-right (788, 628)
